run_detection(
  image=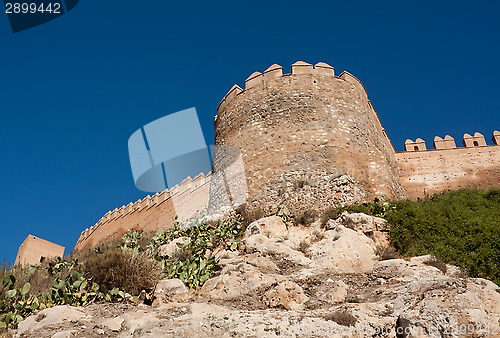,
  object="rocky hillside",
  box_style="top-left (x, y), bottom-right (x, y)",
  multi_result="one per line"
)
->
top-left (8, 213), bottom-right (500, 337)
